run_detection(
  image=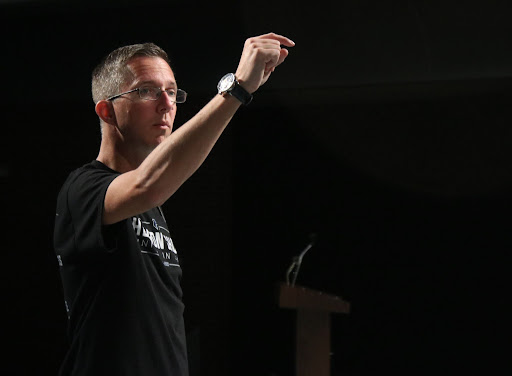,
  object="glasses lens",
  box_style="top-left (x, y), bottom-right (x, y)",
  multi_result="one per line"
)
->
top-left (176, 89), bottom-right (187, 103)
top-left (138, 87), bottom-right (158, 100)
top-left (137, 87), bottom-right (186, 103)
